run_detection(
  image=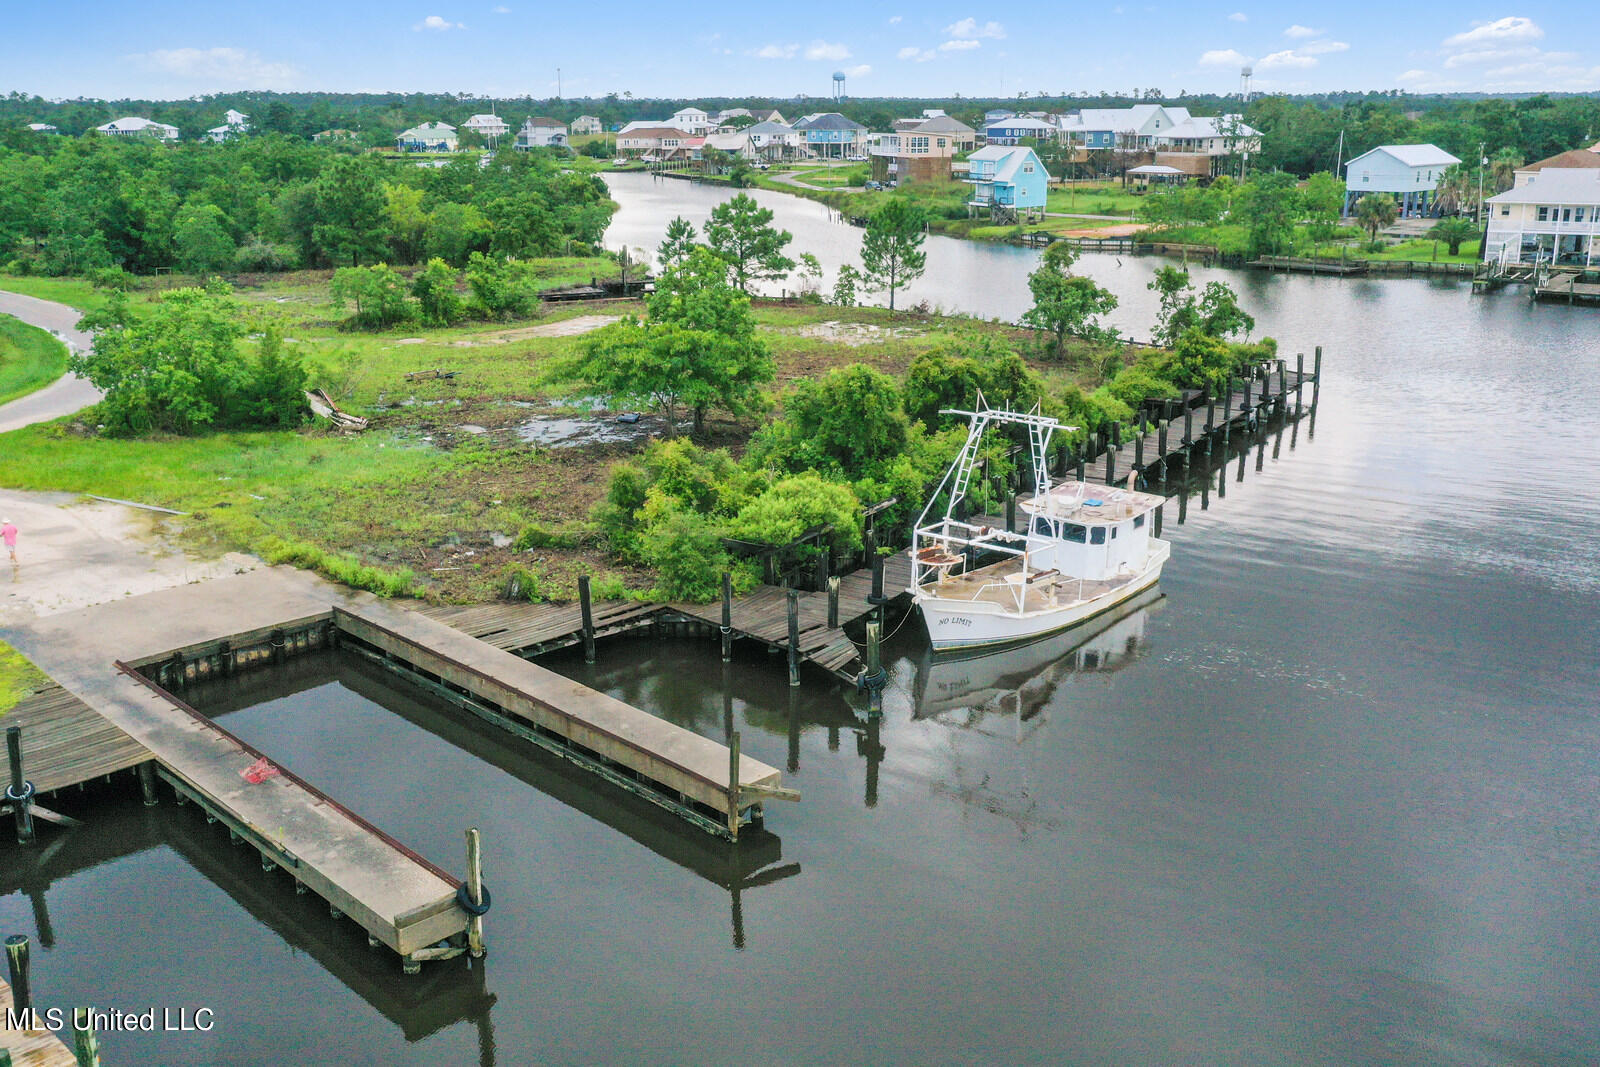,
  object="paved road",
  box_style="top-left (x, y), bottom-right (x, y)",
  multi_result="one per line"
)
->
top-left (0, 290), bottom-right (101, 434)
